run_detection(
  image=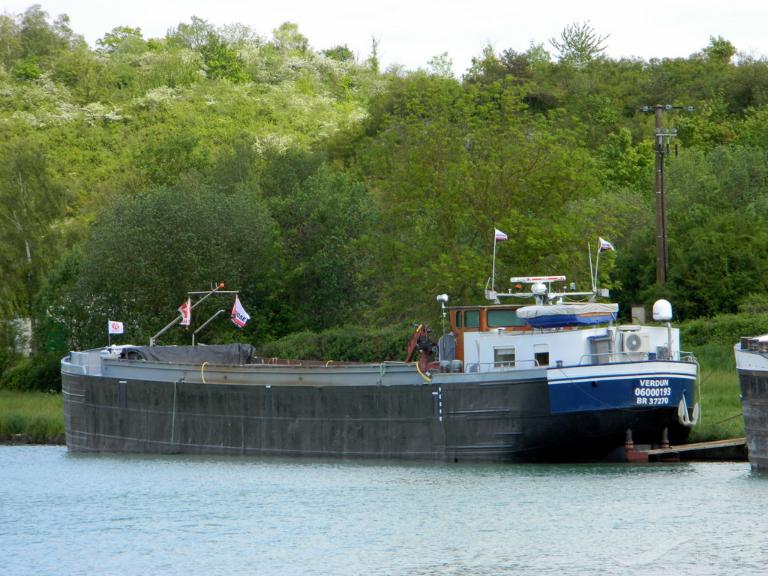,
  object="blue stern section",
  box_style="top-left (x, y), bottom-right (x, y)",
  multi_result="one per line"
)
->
top-left (547, 362), bottom-right (697, 415)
